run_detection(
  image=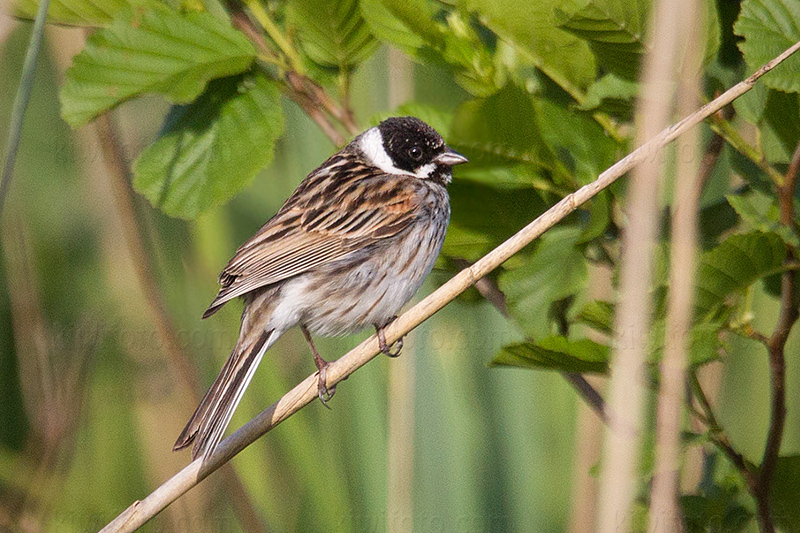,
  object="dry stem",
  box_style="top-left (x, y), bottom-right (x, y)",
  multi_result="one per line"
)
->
top-left (648, 1), bottom-right (702, 526)
top-left (597, 0), bottom-right (684, 529)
